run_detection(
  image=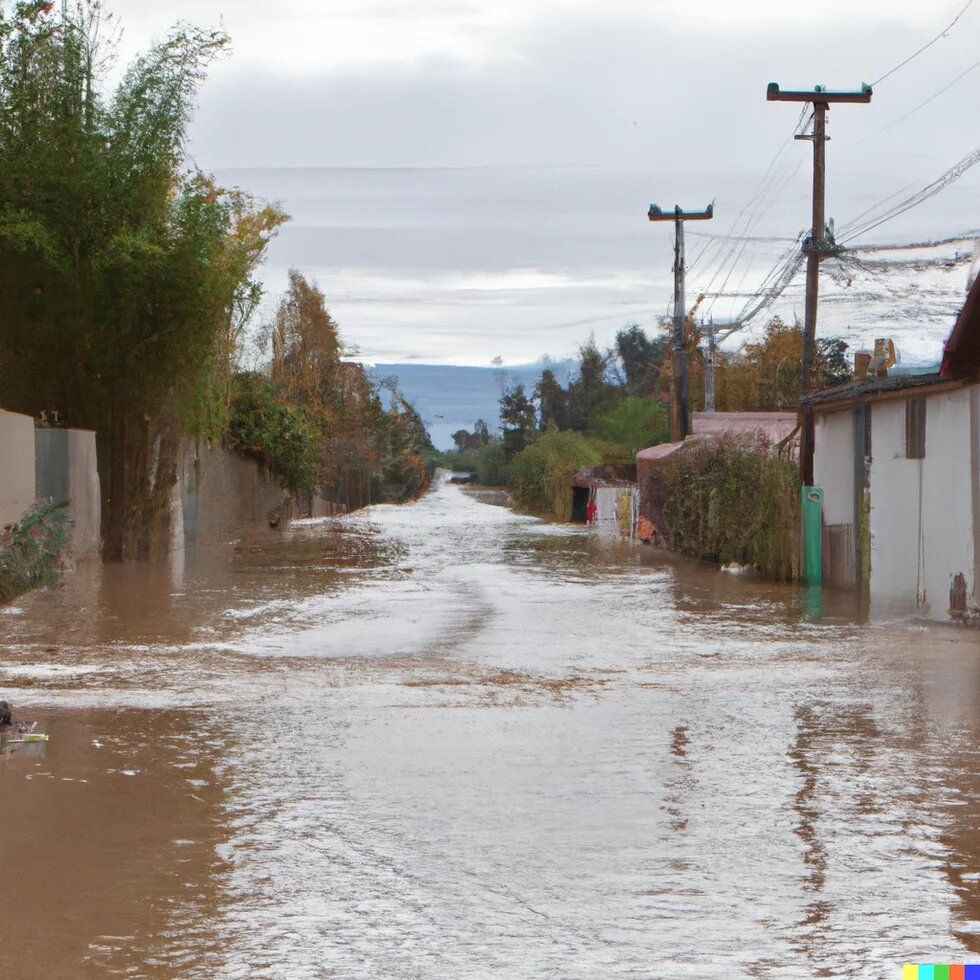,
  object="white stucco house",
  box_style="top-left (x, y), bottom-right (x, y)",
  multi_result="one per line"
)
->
top-left (810, 273), bottom-right (980, 620)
